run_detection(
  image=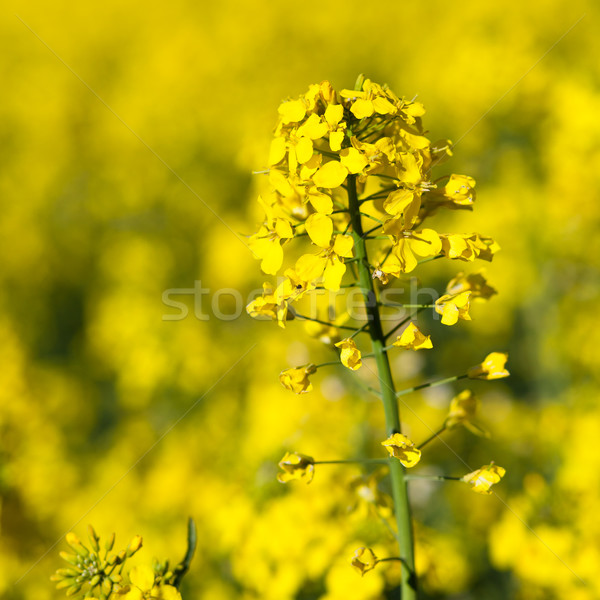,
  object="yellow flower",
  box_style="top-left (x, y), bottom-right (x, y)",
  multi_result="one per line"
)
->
top-left (246, 269), bottom-right (314, 328)
top-left (468, 352), bottom-right (510, 380)
top-left (295, 233), bottom-right (354, 291)
top-left (440, 233), bottom-right (500, 262)
top-left (351, 547), bottom-right (379, 576)
top-left (382, 229), bottom-right (442, 275)
top-left (279, 364), bottom-right (317, 394)
top-left (461, 463), bottom-right (506, 495)
top-left (122, 565), bottom-right (182, 600)
top-left (393, 322), bottom-right (433, 350)
top-left (277, 451), bottom-right (315, 483)
top-left (444, 390), bottom-right (489, 437)
top-left (381, 433), bottom-right (421, 467)
top-left (435, 291), bottom-right (472, 326)
top-left (443, 174), bottom-right (476, 205)
top-left (334, 338), bottom-right (362, 370)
